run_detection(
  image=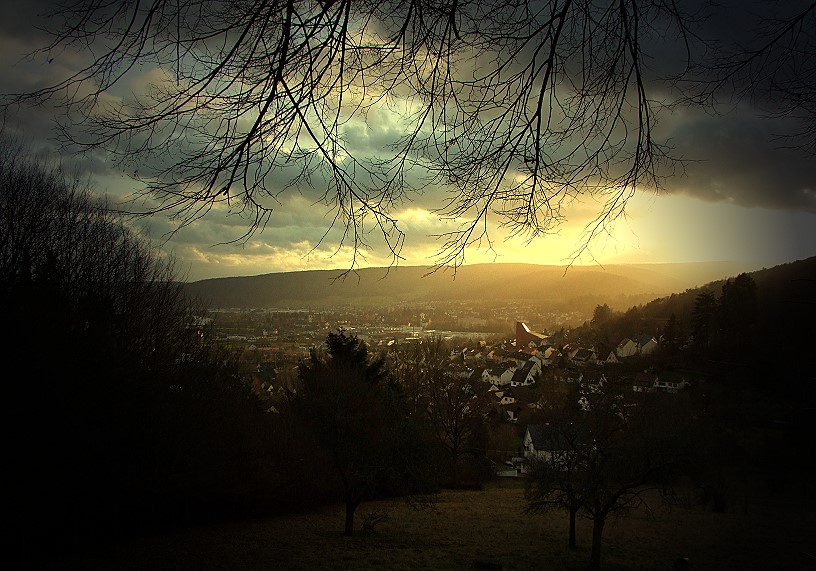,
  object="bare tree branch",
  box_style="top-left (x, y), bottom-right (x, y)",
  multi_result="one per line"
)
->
top-left (14, 1), bottom-right (806, 272)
